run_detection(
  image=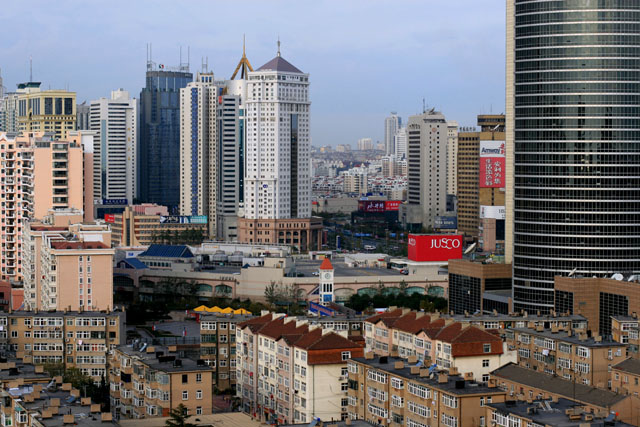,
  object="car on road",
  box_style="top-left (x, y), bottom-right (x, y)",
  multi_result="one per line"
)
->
top-left (312, 272), bottom-right (319, 276)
